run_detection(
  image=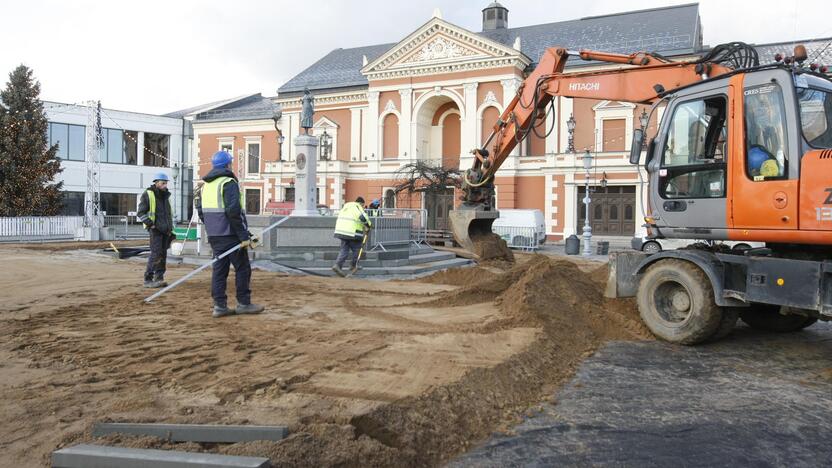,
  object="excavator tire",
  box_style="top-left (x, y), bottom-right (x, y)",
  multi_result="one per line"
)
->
top-left (709, 307), bottom-right (740, 342)
top-left (637, 259), bottom-right (722, 345)
top-left (739, 305), bottom-right (818, 332)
